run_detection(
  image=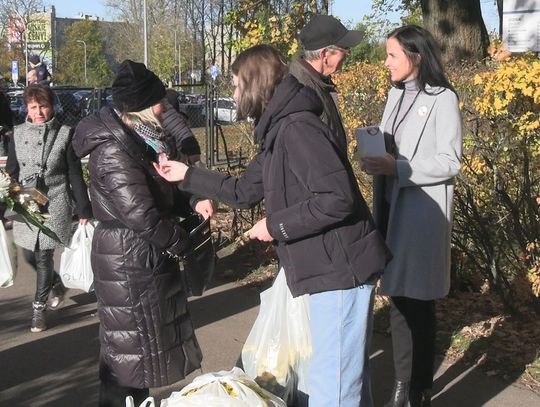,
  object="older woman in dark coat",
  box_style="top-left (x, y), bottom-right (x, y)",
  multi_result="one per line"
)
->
top-left (73, 60), bottom-right (212, 407)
